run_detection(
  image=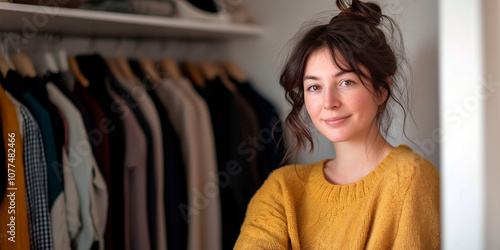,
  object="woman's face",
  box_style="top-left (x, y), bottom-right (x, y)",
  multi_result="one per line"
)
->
top-left (303, 48), bottom-right (383, 143)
